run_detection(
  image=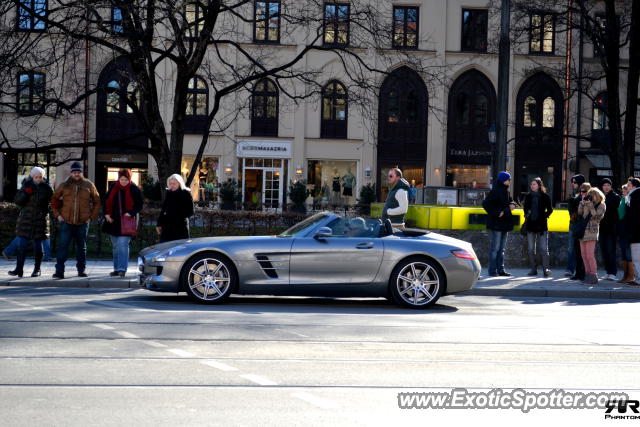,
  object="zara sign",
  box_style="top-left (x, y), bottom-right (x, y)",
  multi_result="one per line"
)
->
top-left (237, 140), bottom-right (292, 159)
